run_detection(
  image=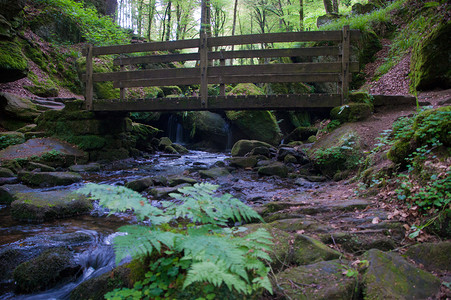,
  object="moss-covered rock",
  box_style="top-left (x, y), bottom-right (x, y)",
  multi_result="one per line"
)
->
top-left (362, 249), bottom-right (441, 300)
top-left (131, 122), bottom-right (160, 151)
top-left (125, 176), bottom-right (154, 192)
top-left (405, 241), bottom-right (451, 272)
top-left (411, 21), bottom-right (451, 90)
top-left (199, 167), bottom-right (230, 179)
top-left (0, 166), bottom-right (14, 177)
top-left (167, 176), bottom-right (198, 187)
top-left (285, 126), bottom-right (318, 143)
top-left (0, 92), bottom-right (40, 124)
top-left (13, 247), bottom-right (81, 293)
top-left (319, 232), bottom-right (397, 253)
top-left (0, 184), bottom-right (30, 204)
top-left (182, 111), bottom-right (228, 149)
top-left (18, 171), bottom-right (82, 187)
top-left (0, 40), bottom-right (28, 83)
top-left (293, 235), bottom-right (341, 265)
top-left (0, 131), bottom-right (25, 150)
top-left (26, 161), bottom-right (55, 172)
top-left (160, 85), bottom-right (183, 96)
top-left (387, 138), bottom-right (414, 166)
top-left (356, 30), bottom-right (382, 67)
top-left (278, 147), bottom-right (309, 164)
top-left (330, 103), bottom-right (373, 123)
top-left (275, 260), bottom-right (357, 300)
top-left (68, 163), bottom-right (101, 172)
top-left (228, 83), bottom-right (264, 96)
top-left (230, 139), bottom-right (273, 157)
top-left (11, 190), bottom-right (92, 222)
top-left (413, 106), bottom-right (451, 146)
top-left (226, 110), bottom-right (282, 145)
top-left (227, 156), bottom-right (258, 168)
top-left (257, 162), bottom-right (288, 178)
top-left (24, 83), bottom-right (59, 98)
